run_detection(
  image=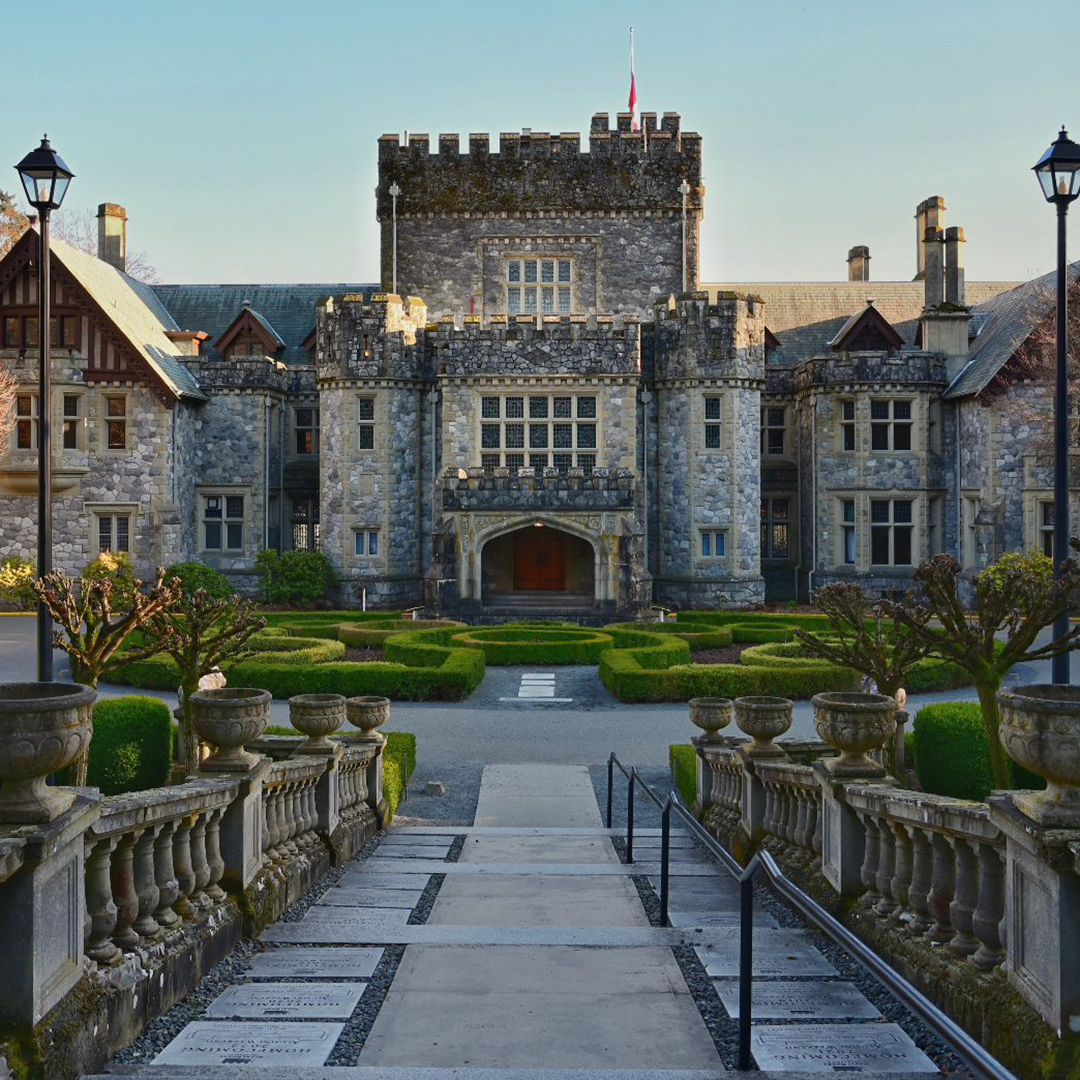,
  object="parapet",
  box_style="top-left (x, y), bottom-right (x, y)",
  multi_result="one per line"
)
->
top-left (376, 111), bottom-right (701, 217)
top-left (652, 292), bottom-right (767, 381)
